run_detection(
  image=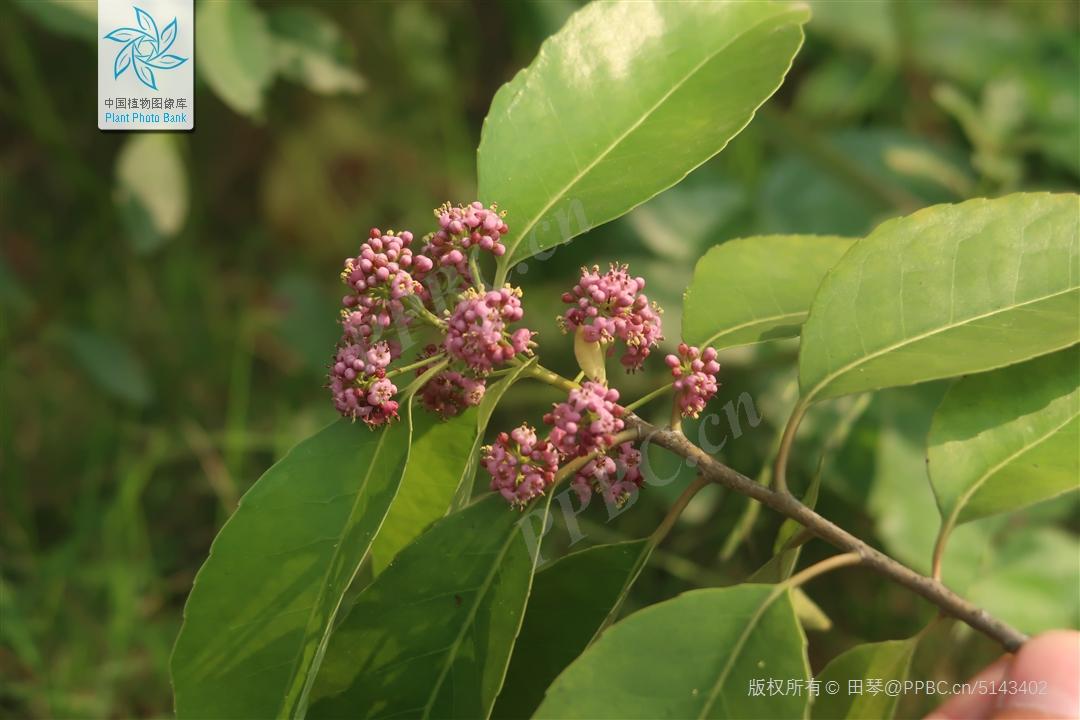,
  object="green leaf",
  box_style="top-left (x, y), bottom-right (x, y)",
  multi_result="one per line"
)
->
top-left (791, 590), bottom-right (831, 632)
top-left (493, 540), bottom-right (649, 720)
top-left (799, 193), bottom-right (1080, 402)
top-left (15, 0), bottom-right (95, 41)
top-left (369, 358), bottom-right (536, 575)
top-left (196, 0), bottom-right (276, 117)
top-left (683, 235), bottom-right (854, 349)
top-left (369, 409), bottom-right (478, 574)
top-left (54, 328), bottom-right (153, 407)
top-left (536, 585), bottom-right (809, 719)
top-left (866, 385), bottom-right (1008, 593)
top-left (115, 134), bottom-right (188, 253)
top-left (170, 416), bottom-right (413, 719)
top-left (309, 493), bottom-right (552, 720)
top-left (478, 0), bottom-right (810, 279)
top-left (811, 639), bottom-right (917, 719)
top-left (268, 6), bottom-right (365, 95)
top-left (968, 527), bottom-right (1080, 634)
top-left (930, 347), bottom-right (1079, 529)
